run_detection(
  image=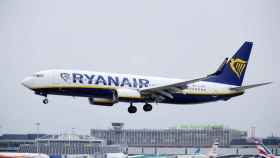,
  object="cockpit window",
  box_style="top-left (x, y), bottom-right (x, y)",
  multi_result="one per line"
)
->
top-left (32, 74), bottom-right (44, 78)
